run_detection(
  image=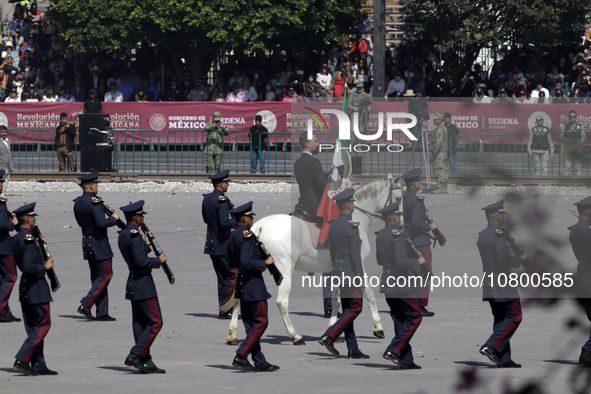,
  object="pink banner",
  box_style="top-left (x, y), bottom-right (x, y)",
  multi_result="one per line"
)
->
top-left (0, 101), bottom-right (585, 144)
